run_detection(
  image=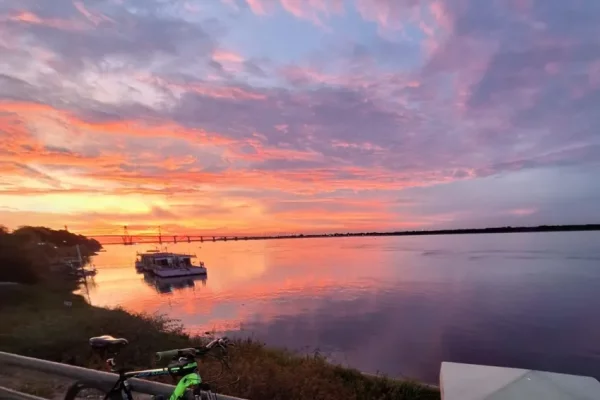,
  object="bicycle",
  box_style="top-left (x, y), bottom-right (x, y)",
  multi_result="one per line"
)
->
top-left (64, 335), bottom-right (232, 400)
